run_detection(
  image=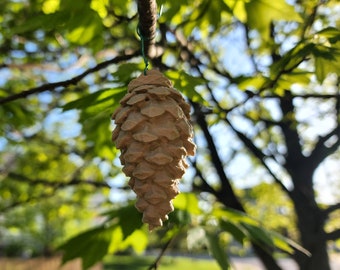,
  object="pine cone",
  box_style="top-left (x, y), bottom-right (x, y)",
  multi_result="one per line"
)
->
top-left (112, 69), bottom-right (196, 230)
